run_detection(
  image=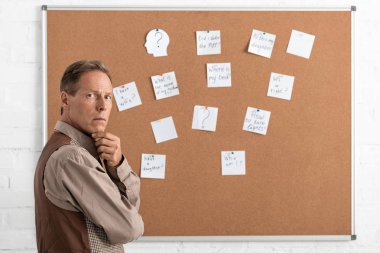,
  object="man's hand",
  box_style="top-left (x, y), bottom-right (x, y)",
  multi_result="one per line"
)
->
top-left (92, 132), bottom-right (122, 168)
